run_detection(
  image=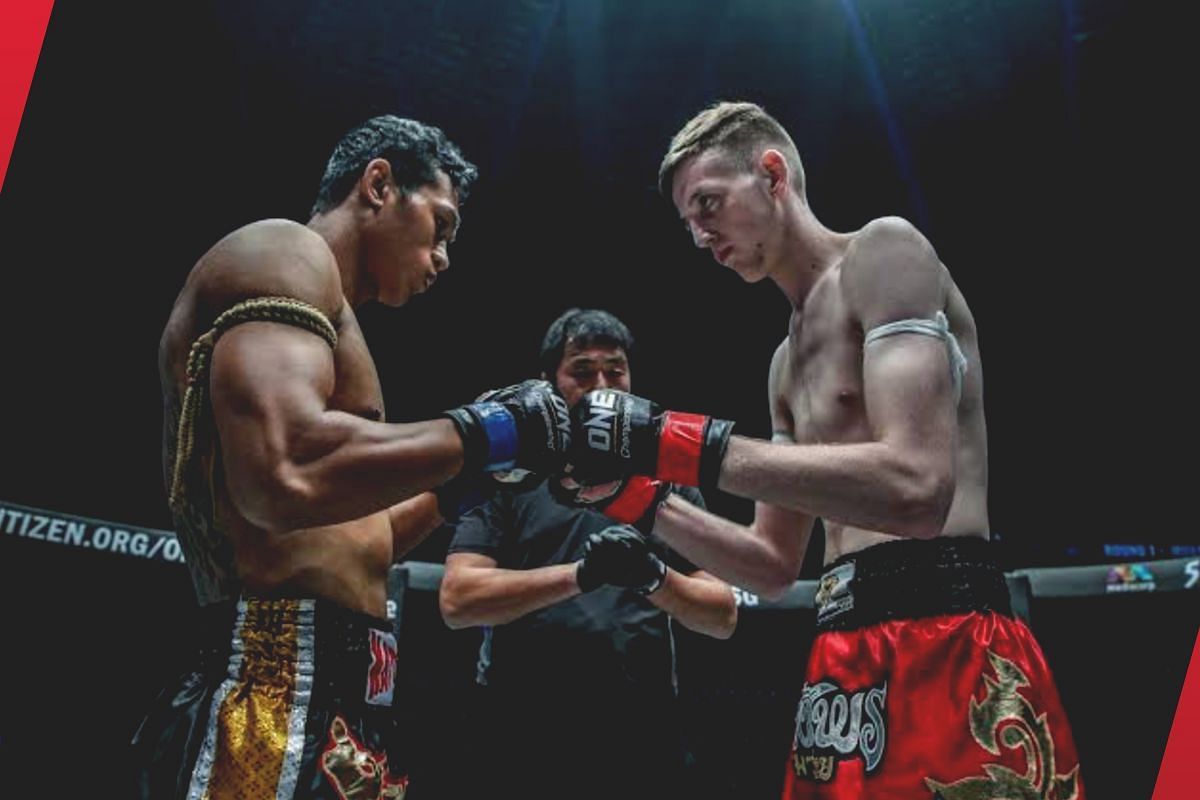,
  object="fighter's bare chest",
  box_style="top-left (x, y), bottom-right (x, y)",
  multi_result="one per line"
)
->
top-left (779, 291), bottom-right (870, 444)
top-left (329, 317), bottom-right (386, 422)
